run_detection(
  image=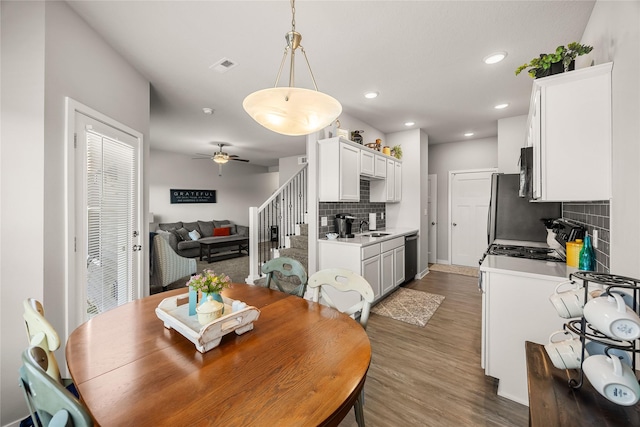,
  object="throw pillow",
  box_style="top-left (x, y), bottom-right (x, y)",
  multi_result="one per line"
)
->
top-left (155, 229), bottom-right (172, 242)
top-left (188, 229), bottom-right (201, 241)
top-left (220, 224), bottom-right (236, 234)
top-left (176, 227), bottom-right (192, 241)
top-left (168, 228), bottom-right (183, 241)
top-left (197, 221), bottom-right (214, 238)
top-left (213, 227), bottom-right (230, 237)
